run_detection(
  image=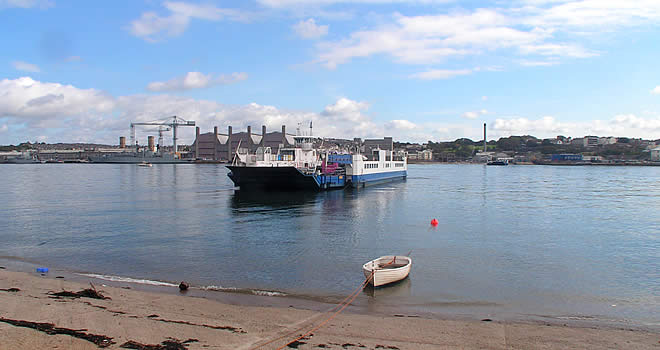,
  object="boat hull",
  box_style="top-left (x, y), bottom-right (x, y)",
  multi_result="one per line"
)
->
top-left (227, 166), bottom-right (324, 191)
top-left (89, 154), bottom-right (190, 164)
top-left (350, 170), bottom-right (407, 188)
top-left (227, 166), bottom-right (406, 191)
top-left (362, 255), bottom-right (412, 287)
